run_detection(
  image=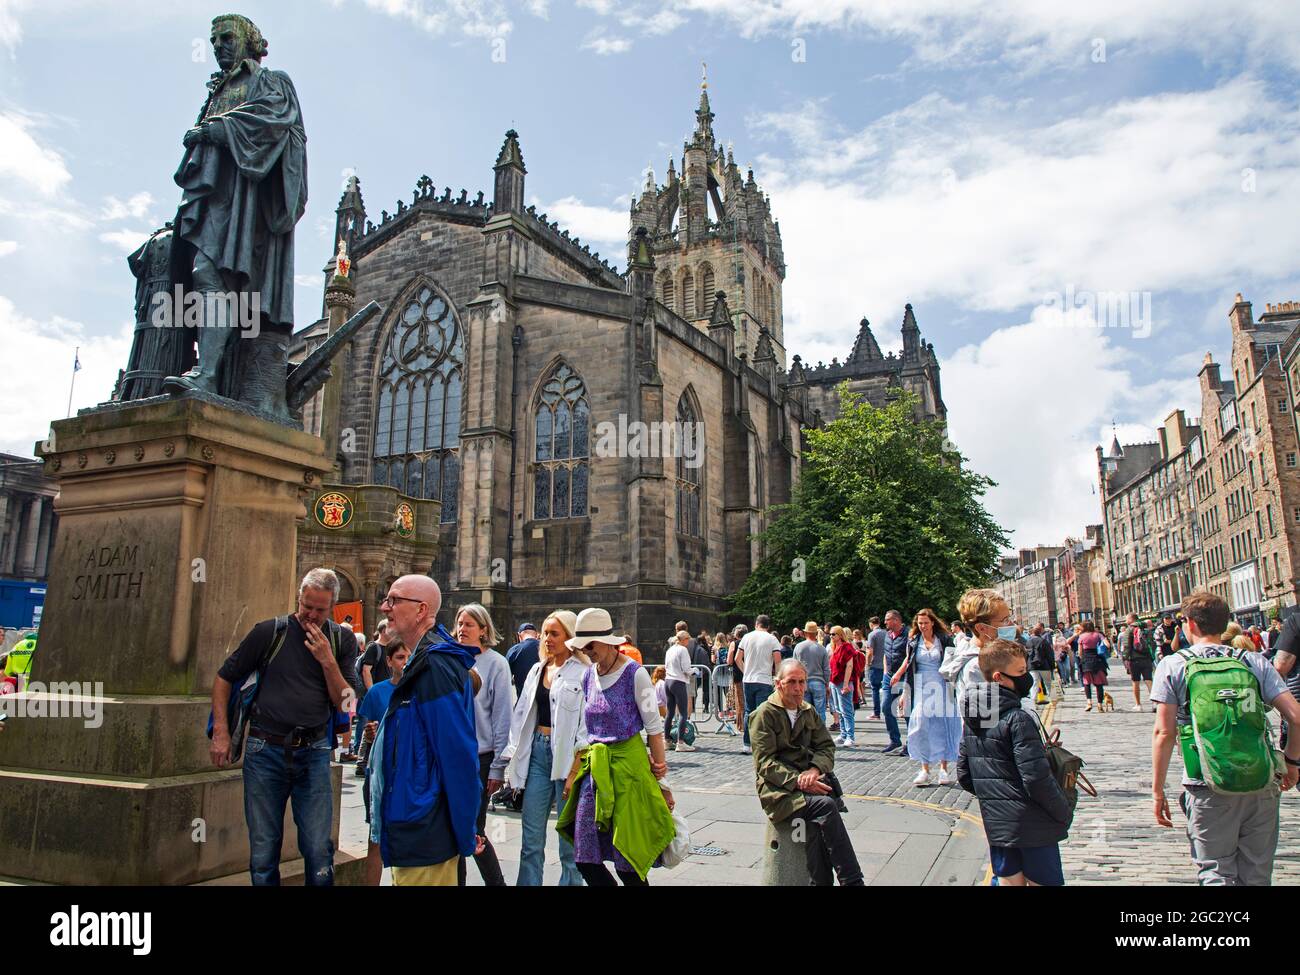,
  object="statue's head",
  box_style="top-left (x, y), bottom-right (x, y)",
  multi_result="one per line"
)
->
top-left (210, 14), bottom-right (268, 71)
